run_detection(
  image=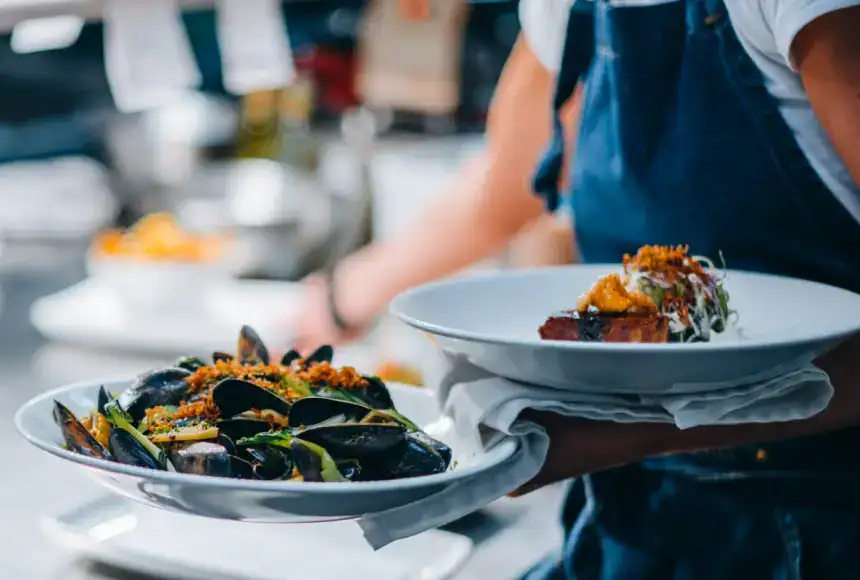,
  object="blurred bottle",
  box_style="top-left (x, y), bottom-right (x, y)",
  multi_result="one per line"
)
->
top-left (235, 89), bottom-right (283, 160)
top-left (234, 74), bottom-right (321, 171)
